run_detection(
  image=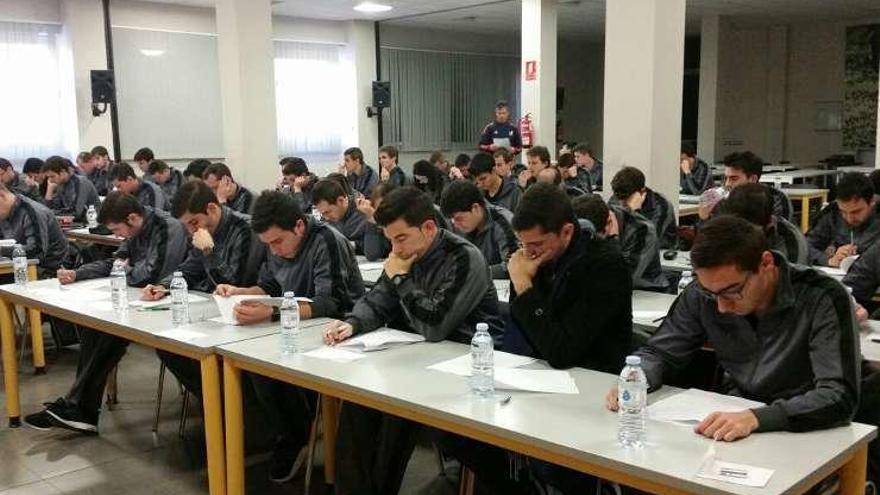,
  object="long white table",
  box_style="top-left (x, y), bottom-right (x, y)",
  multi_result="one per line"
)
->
top-left (0, 278), bottom-right (322, 495)
top-left (759, 168), bottom-right (840, 186)
top-left (219, 324), bottom-right (875, 495)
